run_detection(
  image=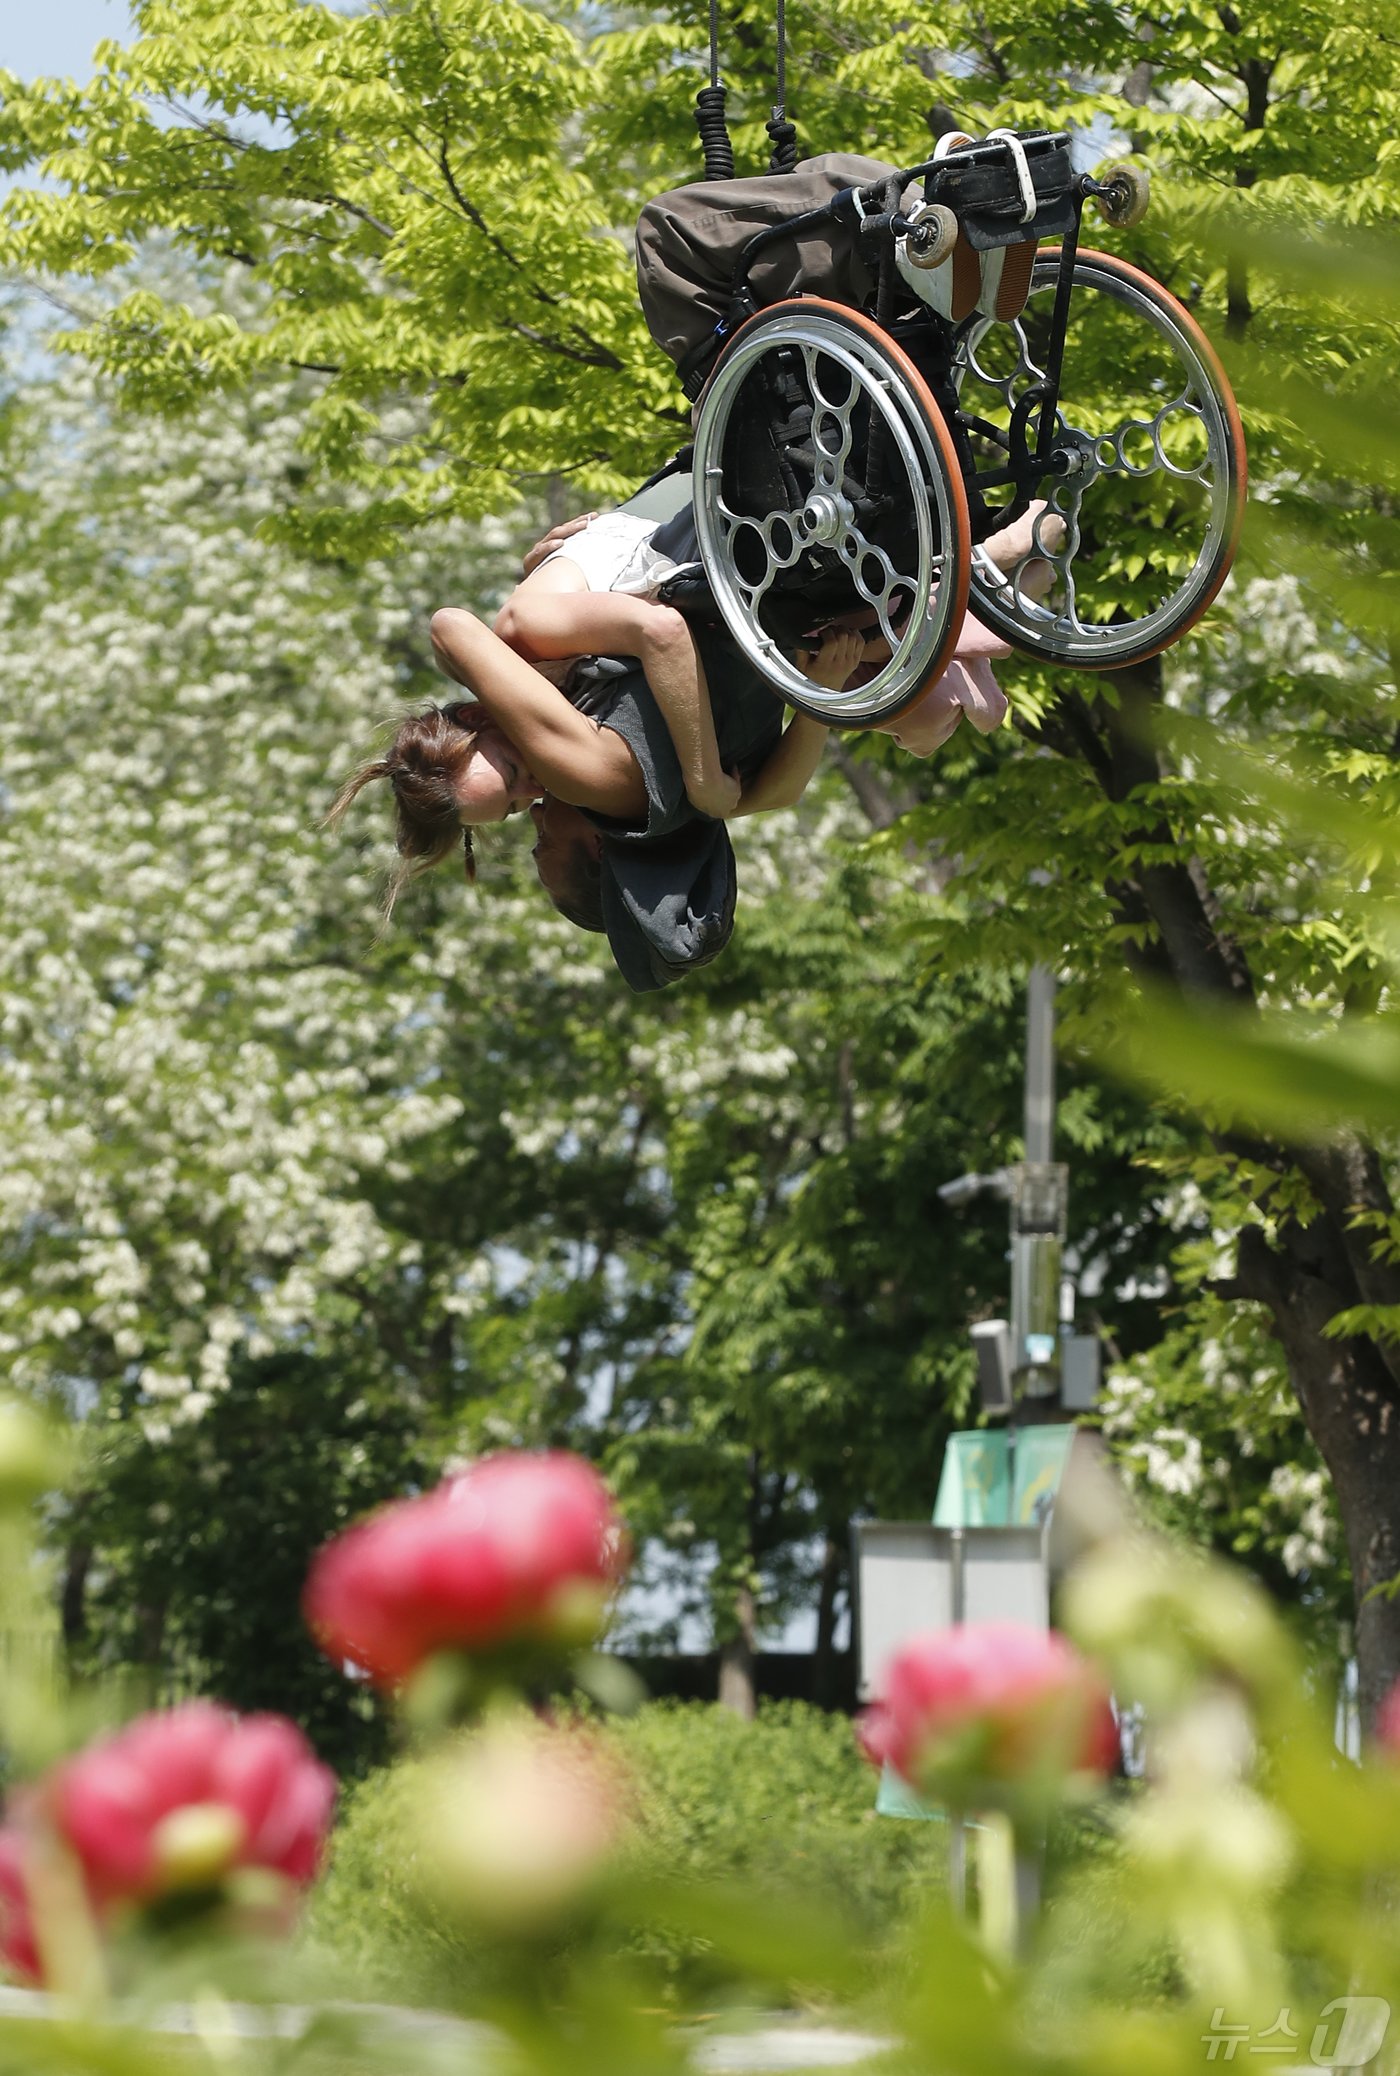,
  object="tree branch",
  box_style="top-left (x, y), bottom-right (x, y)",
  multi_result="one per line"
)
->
top-left (828, 740), bottom-right (916, 830)
top-left (503, 319), bottom-right (622, 373)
